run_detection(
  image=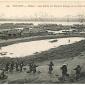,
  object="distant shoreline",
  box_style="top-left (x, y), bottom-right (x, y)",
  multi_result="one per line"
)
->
top-left (0, 18), bottom-right (84, 22)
